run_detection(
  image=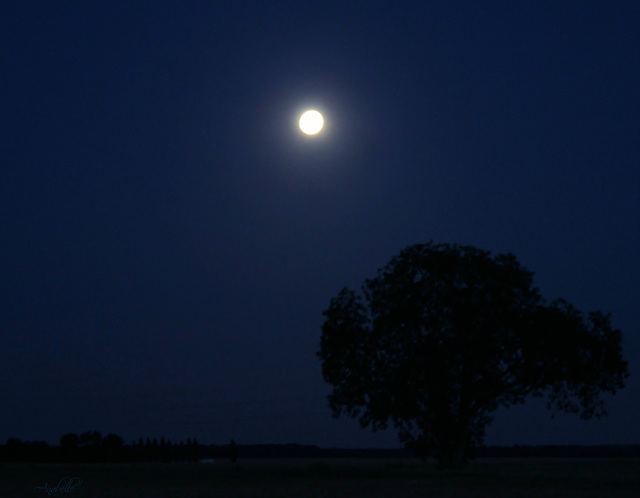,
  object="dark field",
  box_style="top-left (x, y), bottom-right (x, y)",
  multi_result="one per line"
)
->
top-left (3, 458), bottom-right (638, 498)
